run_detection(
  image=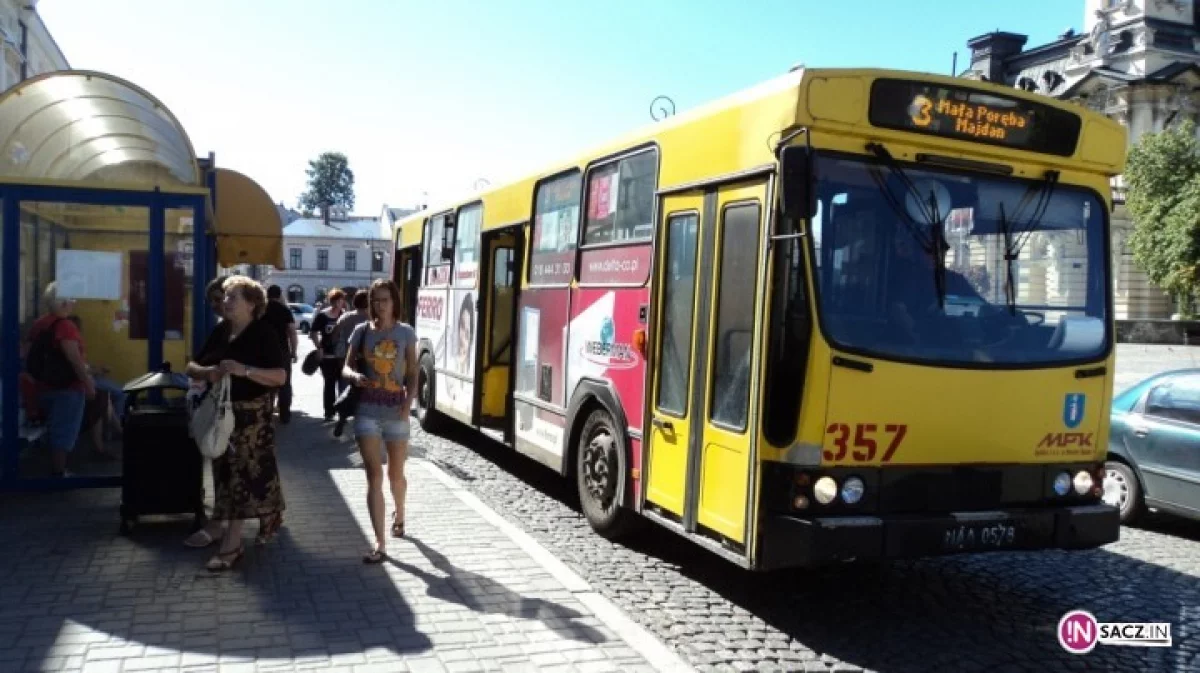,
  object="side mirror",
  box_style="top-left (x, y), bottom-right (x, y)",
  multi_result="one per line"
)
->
top-left (779, 145), bottom-right (817, 220)
top-left (441, 214), bottom-right (457, 262)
